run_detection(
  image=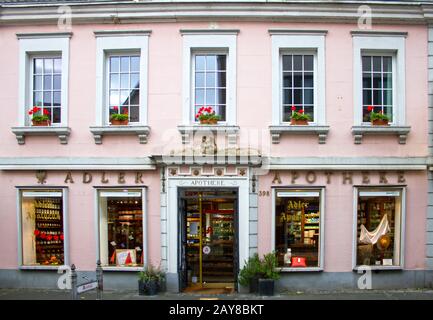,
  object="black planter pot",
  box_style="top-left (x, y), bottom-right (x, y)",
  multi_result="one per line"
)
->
top-left (138, 280), bottom-right (146, 295)
top-left (158, 278), bottom-right (167, 293)
top-left (249, 276), bottom-right (259, 293)
top-left (138, 279), bottom-right (159, 296)
top-left (258, 279), bottom-right (275, 296)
